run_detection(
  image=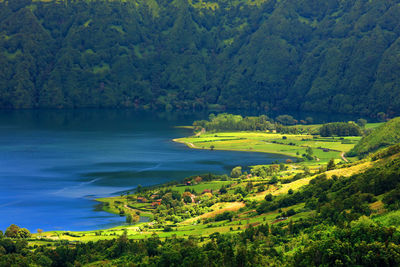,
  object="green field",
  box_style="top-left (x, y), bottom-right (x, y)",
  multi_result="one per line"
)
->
top-left (174, 131), bottom-right (361, 164)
